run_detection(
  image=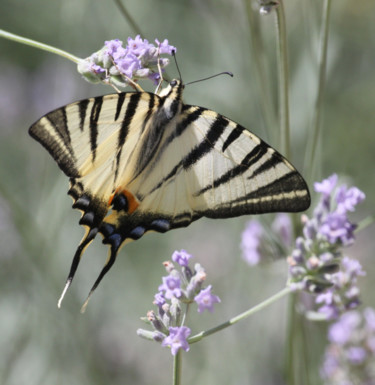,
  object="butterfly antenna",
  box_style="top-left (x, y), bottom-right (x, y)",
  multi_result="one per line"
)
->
top-left (80, 242), bottom-right (120, 313)
top-left (172, 50), bottom-right (183, 81)
top-left (57, 228), bottom-right (98, 308)
top-left (185, 71), bottom-right (233, 86)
